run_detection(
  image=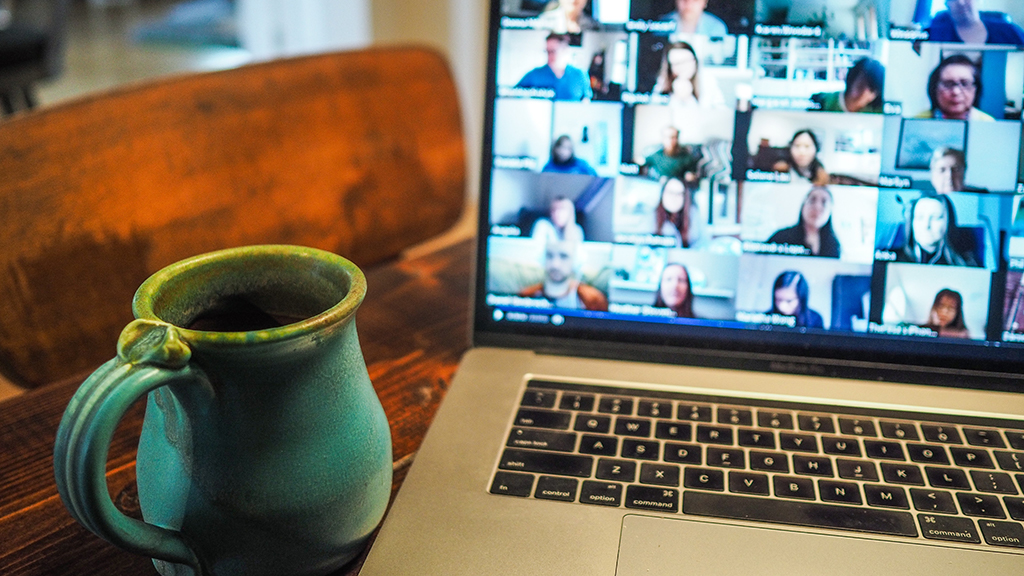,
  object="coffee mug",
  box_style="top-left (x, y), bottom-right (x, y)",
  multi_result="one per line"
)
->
top-left (54, 245), bottom-right (392, 576)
